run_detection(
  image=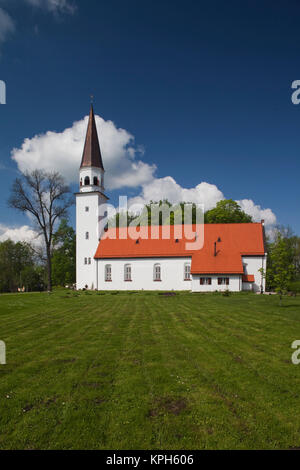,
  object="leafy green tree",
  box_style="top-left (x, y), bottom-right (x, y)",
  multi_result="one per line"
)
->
top-left (0, 240), bottom-right (34, 292)
top-left (267, 233), bottom-right (295, 305)
top-left (205, 199), bottom-right (253, 224)
top-left (20, 266), bottom-right (45, 292)
top-left (52, 219), bottom-right (76, 286)
top-left (111, 200), bottom-right (204, 227)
